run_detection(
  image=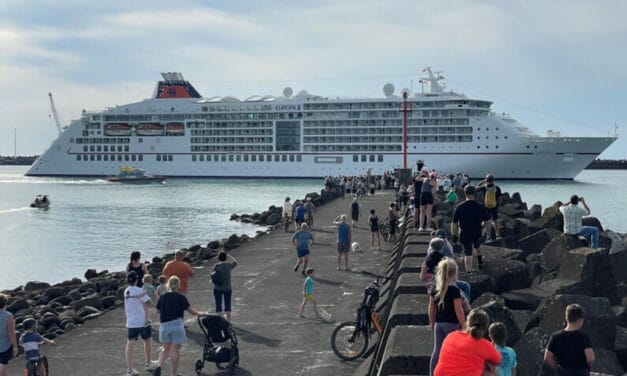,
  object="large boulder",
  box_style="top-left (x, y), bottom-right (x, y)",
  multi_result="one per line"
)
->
top-left (207, 240), bottom-right (220, 250)
top-left (522, 204), bottom-right (542, 221)
top-left (581, 216), bottom-right (604, 233)
top-left (616, 326), bottom-right (627, 372)
top-left (84, 269), bottom-right (98, 280)
top-left (541, 235), bottom-right (588, 271)
top-left (457, 271), bottom-right (493, 302)
top-left (43, 287), bottom-right (66, 299)
top-left (532, 202), bottom-right (564, 231)
top-left (479, 246), bottom-right (530, 293)
top-left (533, 294), bottom-right (617, 350)
top-left (72, 294), bottom-right (103, 311)
top-left (591, 349), bottom-right (624, 376)
top-left (473, 298), bottom-right (522, 346)
top-left (7, 298), bottom-right (30, 314)
top-left (501, 218), bottom-right (535, 240)
top-left (499, 203), bottom-right (524, 219)
top-left (23, 281), bottom-right (51, 292)
top-left (513, 327), bottom-right (549, 376)
top-left (556, 248), bottom-right (619, 304)
top-left (265, 213), bottom-right (281, 226)
top-left (518, 228), bottom-right (562, 257)
top-left (223, 234), bottom-right (242, 251)
top-left (606, 230), bottom-right (627, 285)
